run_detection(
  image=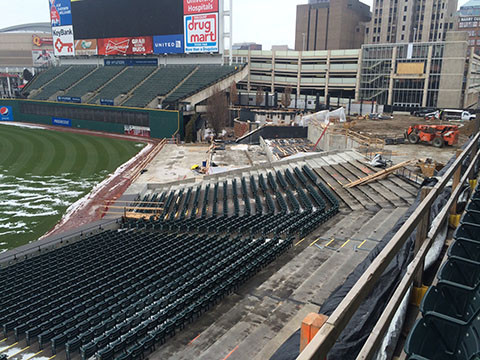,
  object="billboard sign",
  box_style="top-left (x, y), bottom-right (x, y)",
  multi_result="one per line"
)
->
top-left (98, 37), bottom-right (154, 56)
top-left (33, 35), bottom-right (53, 47)
top-left (57, 96), bottom-right (81, 103)
top-left (184, 13), bottom-right (218, 53)
top-left (32, 50), bottom-right (54, 67)
top-left (183, 0), bottom-right (219, 15)
top-left (104, 58), bottom-right (158, 66)
top-left (52, 25), bottom-right (75, 56)
top-left (74, 39), bottom-right (98, 56)
top-left (0, 106), bottom-right (13, 121)
top-left (100, 99), bottom-right (115, 106)
top-left (52, 117), bottom-right (72, 127)
top-left (49, 0), bottom-right (73, 27)
top-left (153, 34), bottom-right (184, 54)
